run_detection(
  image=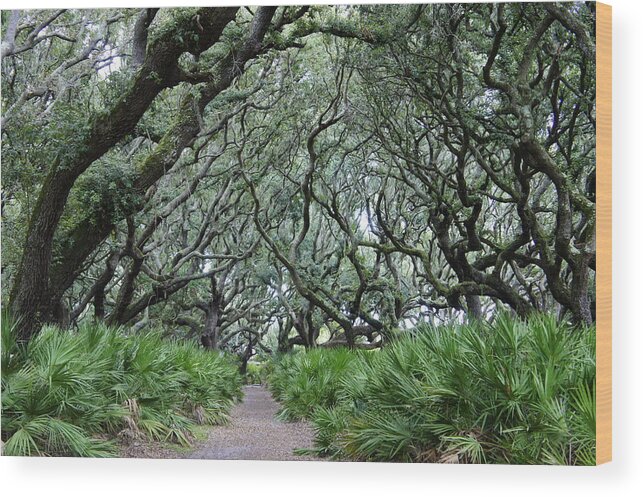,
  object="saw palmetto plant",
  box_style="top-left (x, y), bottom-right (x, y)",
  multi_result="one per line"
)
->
top-left (269, 314), bottom-right (596, 465)
top-left (1, 313), bottom-right (242, 456)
